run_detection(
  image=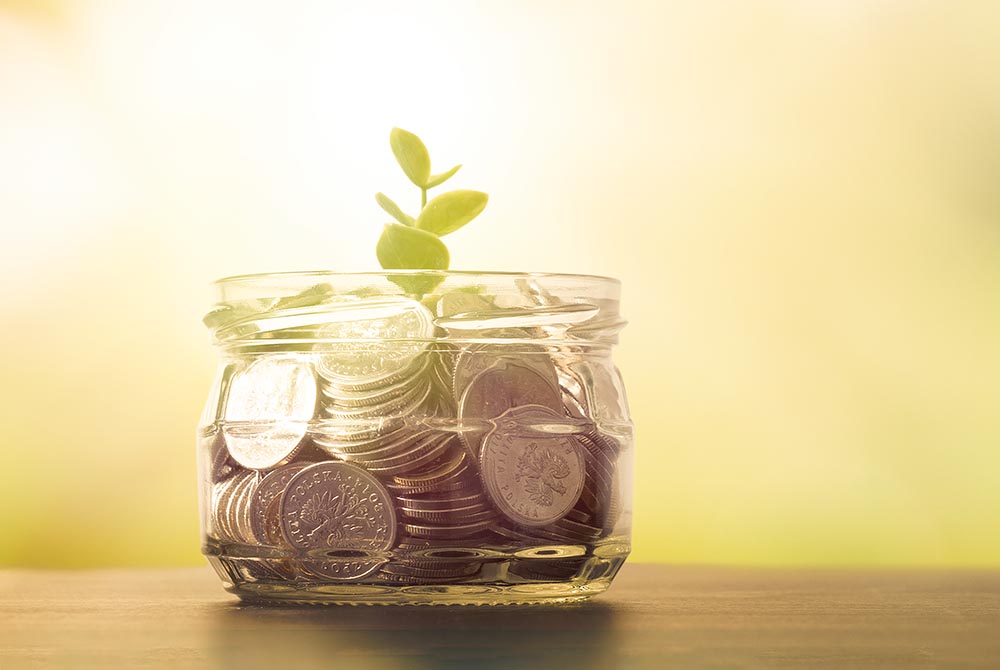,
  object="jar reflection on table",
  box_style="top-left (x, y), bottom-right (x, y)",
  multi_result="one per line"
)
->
top-left (197, 271), bottom-right (633, 605)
